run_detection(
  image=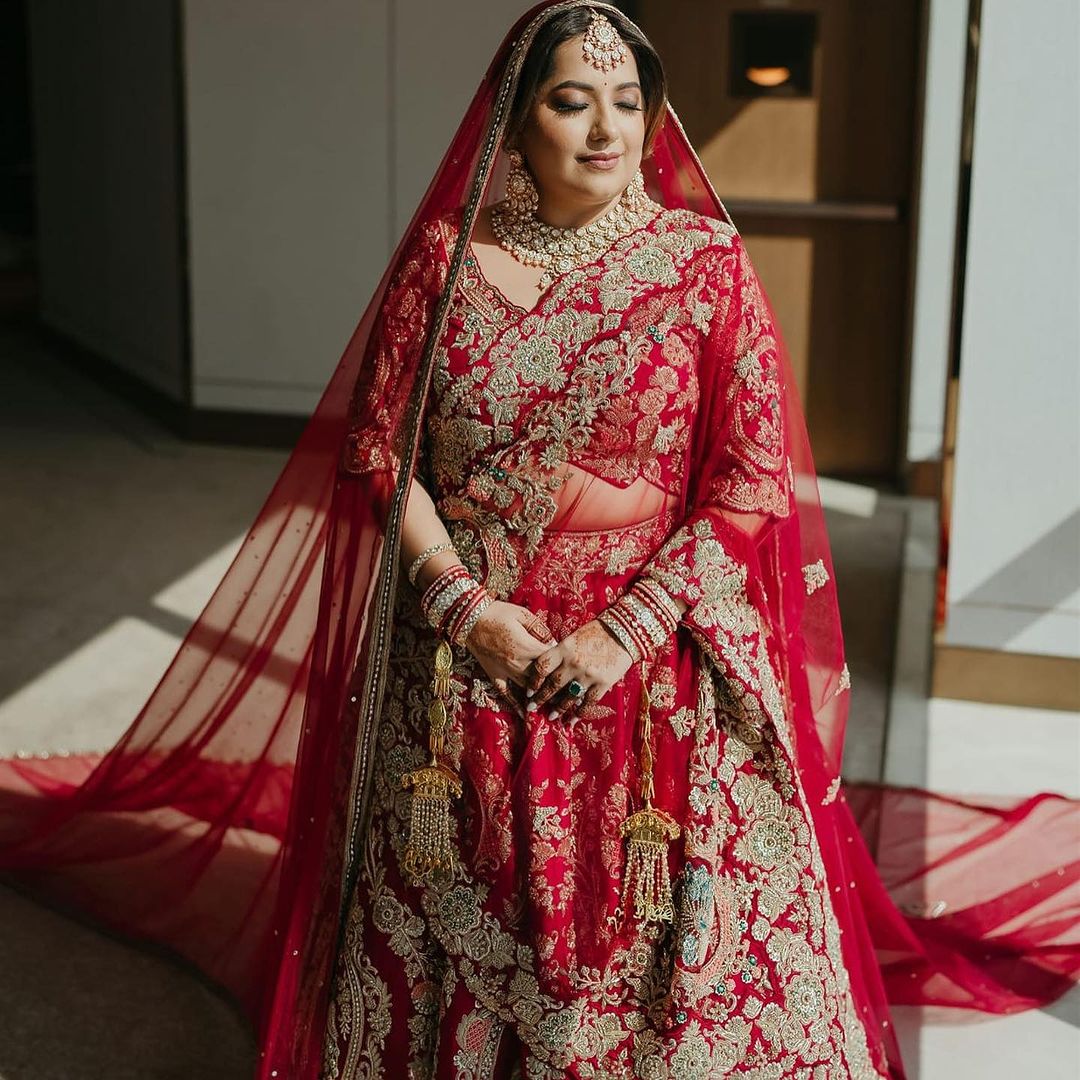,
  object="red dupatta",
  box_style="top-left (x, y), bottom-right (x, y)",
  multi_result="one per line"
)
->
top-left (0, 4), bottom-right (1076, 1079)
